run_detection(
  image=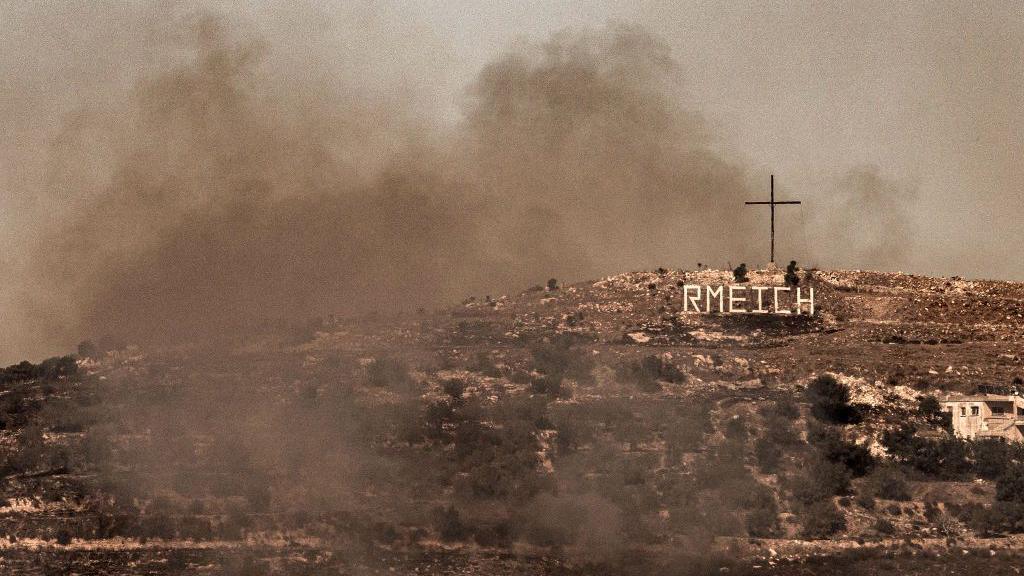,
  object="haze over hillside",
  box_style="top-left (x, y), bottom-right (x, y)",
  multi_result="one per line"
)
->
top-left (3, 2), bottom-right (1023, 363)
top-left (5, 266), bottom-right (1024, 574)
